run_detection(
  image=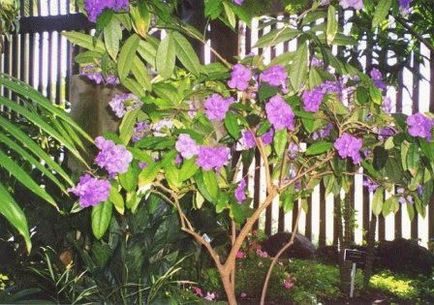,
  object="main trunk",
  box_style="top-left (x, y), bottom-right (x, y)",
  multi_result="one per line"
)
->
top-left (220, 269), bottom-right (237, 305)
